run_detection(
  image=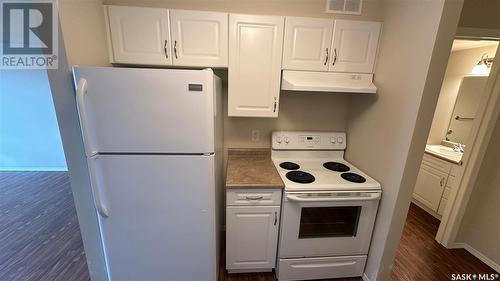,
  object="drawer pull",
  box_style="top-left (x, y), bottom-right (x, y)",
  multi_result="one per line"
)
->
top-left (245, 196), bottom-right (263, 201)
